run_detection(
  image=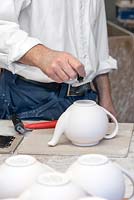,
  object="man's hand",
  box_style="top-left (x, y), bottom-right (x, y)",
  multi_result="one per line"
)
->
top-left (19, 44), bottom-right (86, 83)
top-left (93, 73), bottom-right (117, 119)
